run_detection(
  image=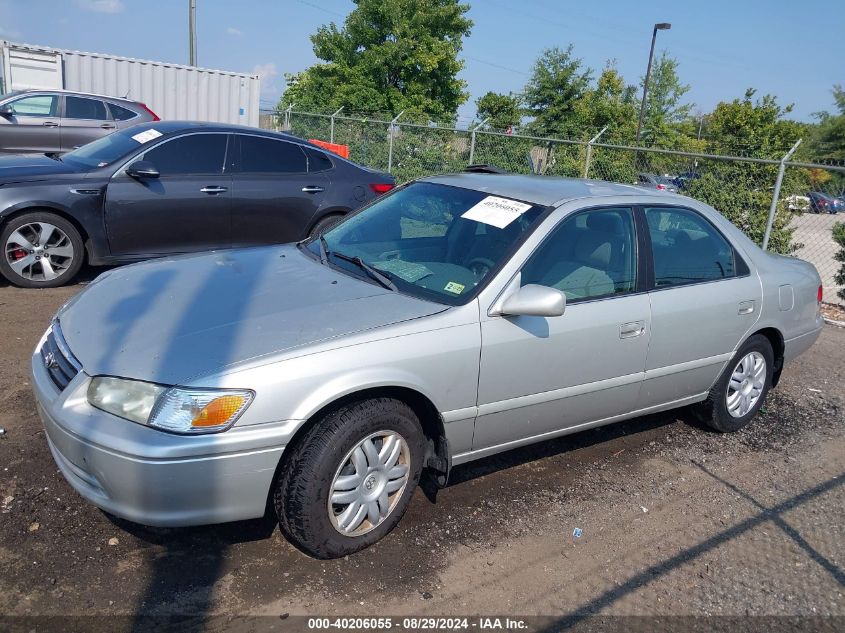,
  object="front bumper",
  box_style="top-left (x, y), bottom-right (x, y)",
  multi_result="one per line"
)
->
top-left (32, 346), bottom-right (291, 527)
